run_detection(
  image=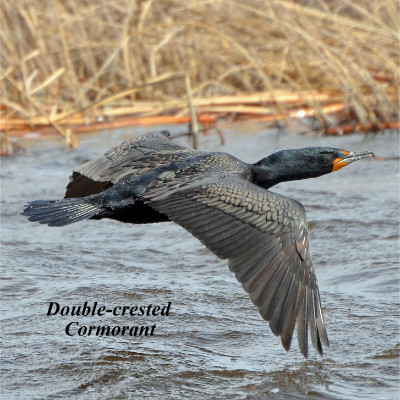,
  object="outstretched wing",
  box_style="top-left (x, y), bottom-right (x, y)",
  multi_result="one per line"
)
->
top-left (65, 131), bottom-right (198, 198)
top-left (142, 175), bottom-right (329, 357)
